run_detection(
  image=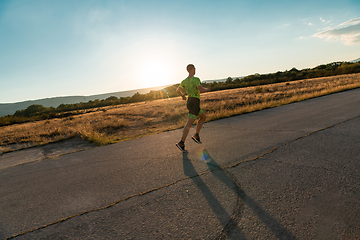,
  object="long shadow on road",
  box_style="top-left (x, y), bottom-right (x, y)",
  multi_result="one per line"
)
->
top-left (182, 151), bottom-right (246, 240)
top-left (183, 150), bottom-right (297, 240)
